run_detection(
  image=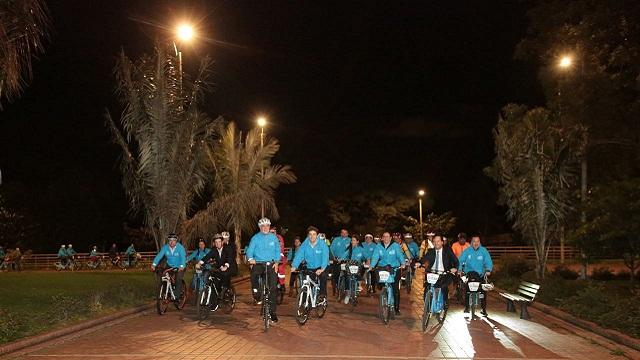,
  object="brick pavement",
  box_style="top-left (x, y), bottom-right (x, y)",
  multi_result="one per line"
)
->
top-left (12, 272), bottom-right (637, 360)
